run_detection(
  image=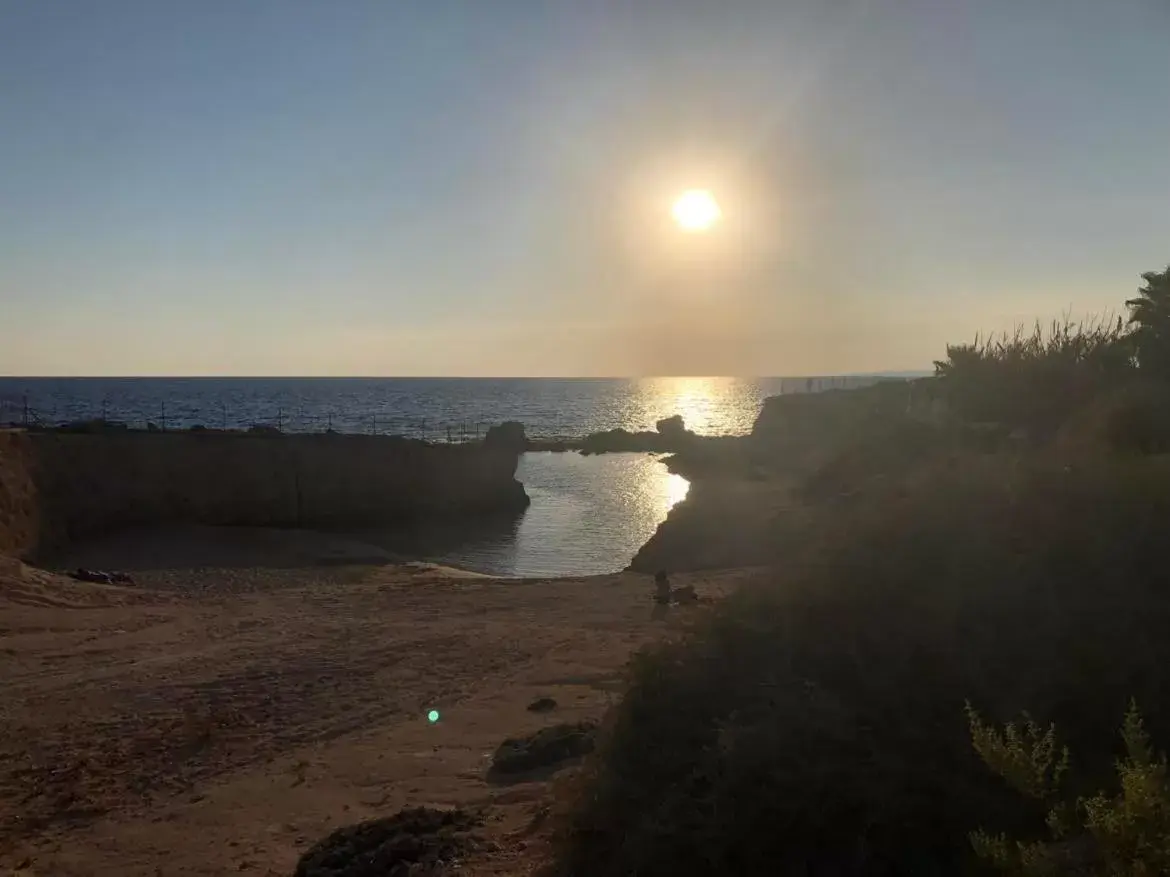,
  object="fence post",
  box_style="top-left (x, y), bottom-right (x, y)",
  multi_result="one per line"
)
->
top-left (327, 412), bottom-right (333, 432)
top-left (278, 408), bottom-right (283, 432)
top-left (22, 395), bottom-right (29, 428)
top-left (161, 401), bottom-right (166, 432)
